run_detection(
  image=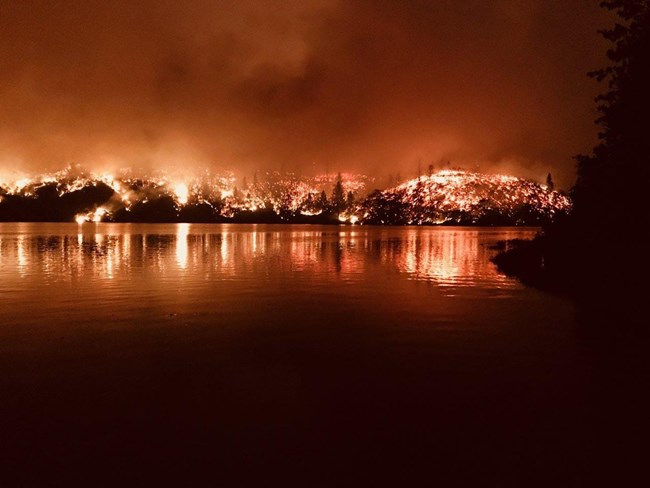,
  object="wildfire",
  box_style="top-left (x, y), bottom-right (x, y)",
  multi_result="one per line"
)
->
top-left (0, 165), bottom-right (372, 221)
top-left (172, 182), bottom-right (189, 205)
top-left (358, 170), bottom-right (571, 225)
top-left (0, 165), bottom-right (570, 225)
top-left (75, 207), bottom-right (109, 224)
